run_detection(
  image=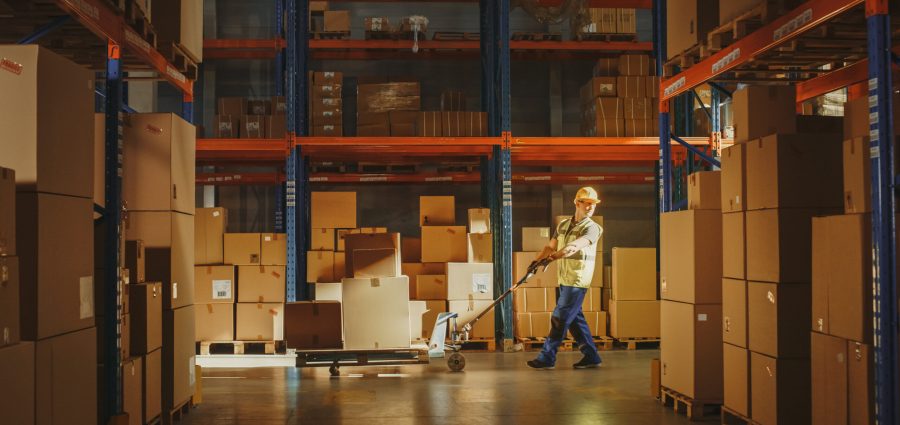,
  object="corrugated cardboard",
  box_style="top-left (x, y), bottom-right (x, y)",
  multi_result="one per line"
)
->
top-left (126, 240), bottom-right (146, 284)
top-left (420, 196), bottom-right (455, 226)
top-left (401, 236), bottom-right (421, 263)
top-left (123, 357), bottom-right (142, 425)
top-left (235, 303), bottom-right (283, 341)
top-left (311, 84), bottom-right (343, 98)
top-left (722, 278), bottom-right (747, 347)
top-left (687, 171), bottom-right (721, 210)
top-left (532, 312), bottom-right (552, 337)
top-left (0, 342), bottom-right (35, 425)
top-left (333, 252), bottom-right (346, 281)
top-left (617, 54), bottom-right (649, 75)
top-left (849, 341), bottom-right (874, 425)
top-left (409, 301), bottom-right (427, 339)
top-left (624, 118), bottom-right (658, 137)
top-left (422, 300), bottom-right (447, 339)
top-left (314, 282), bottom-right (342, 302)
top-left (616, 76), bottom-right (646, 98)
top-left (746, 133), bottom-right (843, 210)
top-left (587, 311), bottom-right (607, 336)
top-left (260, 233), bottom-right (287, 265)
top-left (583, 287), bottom-right (601, 312)
top-left (660, 210), bottom-right (722, 304)
top-left (310, 228), bottom-right (336, 251)
top-left (651, 357), bottom-right (661, 398)
top-left (193, 265), bottom-right (234, 304)
top-left (313, 125), bottom-right (342, 136)
top-left (311, 192), bottom-right (357, 229)
top-left (646, 77), bottom-right (660, 98)
top-left (611, 247), bottom-right (657, 300)
top-left (811, 332), bottom-right (848, 425)
top-left (720, 143), bottom-right (746, 212)
top-left (36, 327), bottom-right (97, 425)
top-left (143, 349), bottom-right (162, 422)
top-left (750, 352), bottom-right (811, 425)
top-left (441, 111), bottom-right (465, 137)
top-left (723, 343), bottom-right (749, 417)
top-left (17, 193), bottom-right (94, 340)
top-left (123, 113), bottom-right (196, 214)
top-left (268, 114), bottom-right (286, 139)
top-left (344, 233), bottom-right (401, 277)
top-left (0, 256), bottom-right (19, 346)
top-left (127, 211), bottom-right (194, 310)
top-left (417, 112), bottom-right (443, 137)
top-left (238, 265), bottom-right (286, 303)
top-left (722, 212), bottom-right (745, 279)
top-left (748, 281), bottom-right (811, 358)
top-left (421, 226), bottom-right (467, 263)
top-left (447, 262), bottom-right (494, 301)
top-left (416, 275), bottom-right (447, 300)
top-left (195, 303), bottom-right (234, 341)
top-left (353, 248), bottom-right (400, 278)
top-left (585, 97), bottom-right (623, 121)
top-left (163, 306), bottom-right (196, 411)
top-left (448, 300), bottom-right (495, 339)
top-left (151, 0), bottom-right (203, 61)
top-left (0, 167), bottom-right (14, 255)
top-left (609, 300), bottom-right (660, 338)
top-left (522, 227), bottom-right (551, 251)
top-left (213, 114), bottom-right (240, 138)
top-left (272, 95), bottom-right (287, 114)
top-left (622, 97), bottom-right (654, 119)
top-left (217, 97), bottom-right (246, 116)
top-left (513, 252), bottom-right (558, 288)
top-left (514, 287), bottom-right (557, 313)
top-left (592, 57), bottom-right (619, 76)
top-left (660, 301), bottom-right (723, 400)
top-left (732, 85), bottom-right (797, 143)
top-left (342, 276), bottom-right (411, 349)
top-left (403, 262), bottom-right (444, 297)
top-left (666, 0), bottom-right (718, 58)
top-left (746, 208), bottom-right (833, 283)
top-left (0, 46), bottom-right (94, 199)
top-left (467, 233), bottom-right (493, 263)
top-left (843, 137), bottom-right (871, 213)
top-left (440, 89), bottom-right (466, 111)
top-left (130, 282), bottom-right (163, 355)
top-left (515, 313), bottom-right (532, 339)
top-left (284, 302), bottom-right (342, 349)
top-left (223, 233), bottom-right (261, 265)
top-left (324, 10), bottom-right (350, 31)
top-left (307, 251), bottom-right (335, 283)
top-left (580, 77), bottom-right (617, 103)
top-left (616, 7), bottom-right (637, 33)
top-left (240, 115), bottom-right (268, 138)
